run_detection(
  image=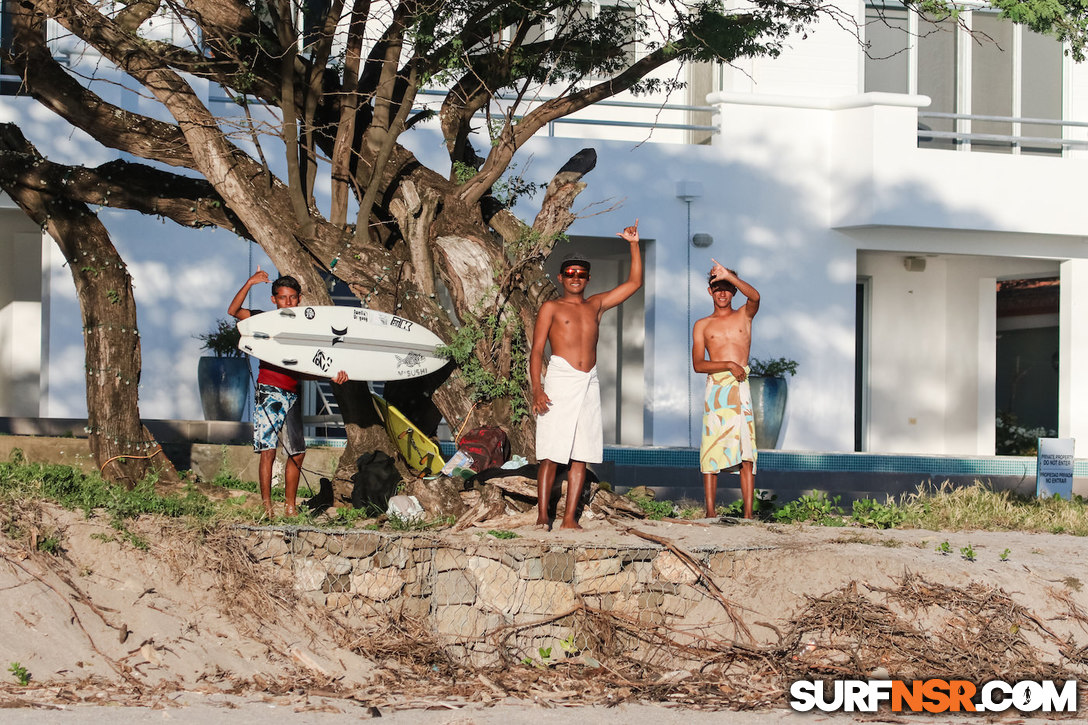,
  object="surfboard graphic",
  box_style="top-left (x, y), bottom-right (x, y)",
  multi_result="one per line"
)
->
top-left (236, 306), bottom-right (448, 381)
